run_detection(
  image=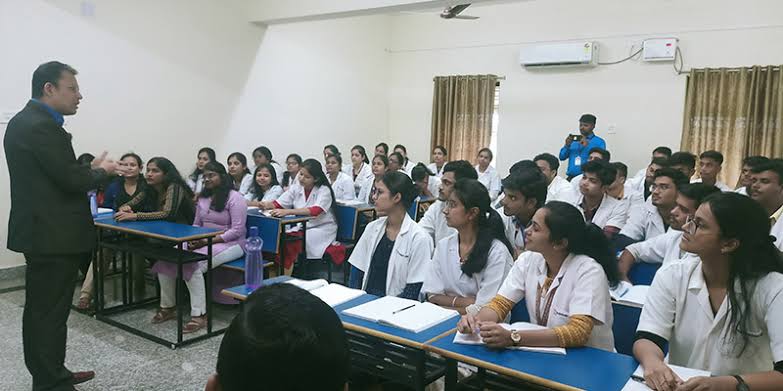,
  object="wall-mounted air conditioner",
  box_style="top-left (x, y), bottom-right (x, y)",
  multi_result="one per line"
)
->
top-left (519, 42), bottom-right (599, 68)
